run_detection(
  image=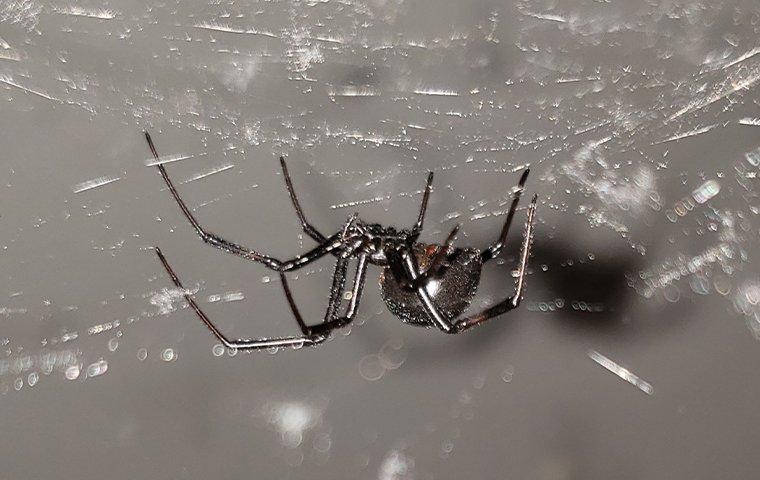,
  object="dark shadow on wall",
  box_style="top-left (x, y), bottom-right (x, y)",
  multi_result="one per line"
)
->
top-left (375, 229), bottom-right (696, 363)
